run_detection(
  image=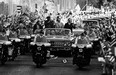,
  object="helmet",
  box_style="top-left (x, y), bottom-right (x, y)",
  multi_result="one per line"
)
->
top-left (39, 30), bottom-right (44, 34)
